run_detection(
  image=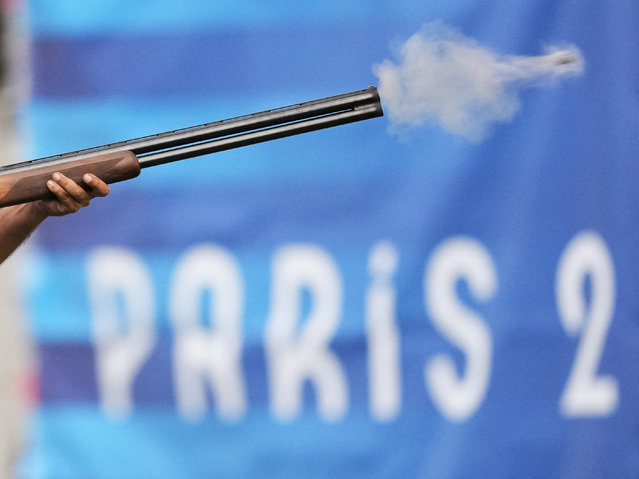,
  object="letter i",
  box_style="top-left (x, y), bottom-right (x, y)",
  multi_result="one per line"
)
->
top-left (366, 241), bottom-right (401, 421)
